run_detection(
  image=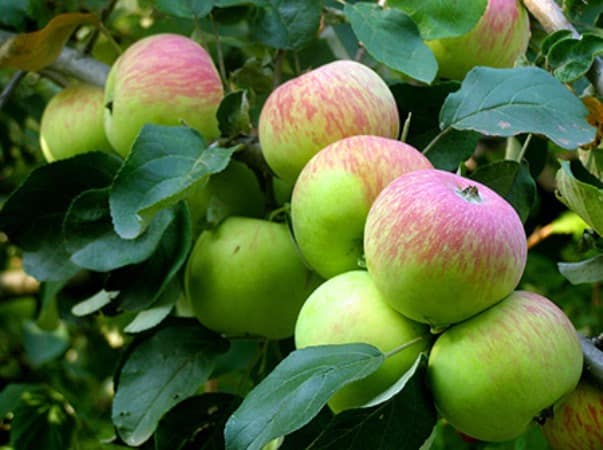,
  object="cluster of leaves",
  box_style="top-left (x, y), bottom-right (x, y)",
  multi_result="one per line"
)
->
top-left (0, 1), bottom-right (602, 450)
